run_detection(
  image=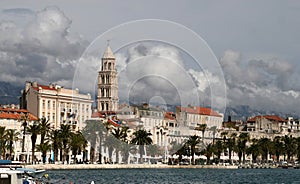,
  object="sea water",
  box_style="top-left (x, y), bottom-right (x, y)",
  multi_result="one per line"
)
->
top-left (46, 168), bottom-right (300, 184)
